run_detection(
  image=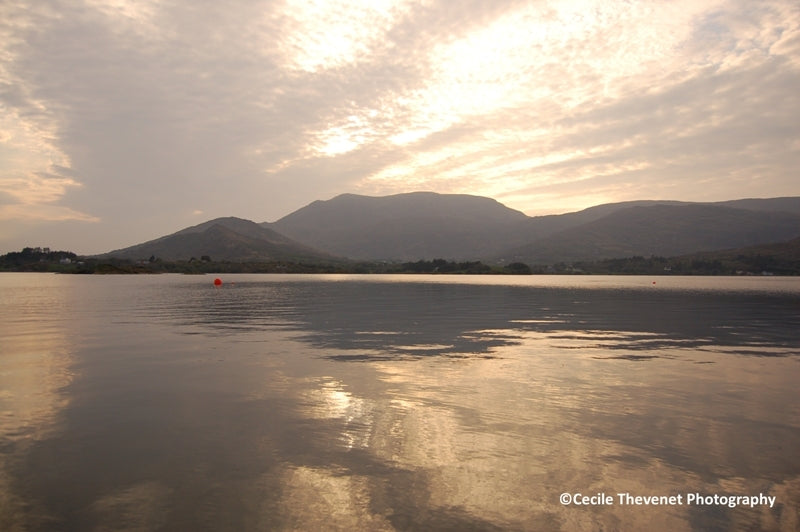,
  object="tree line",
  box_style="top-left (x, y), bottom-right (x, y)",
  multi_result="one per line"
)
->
top-left (2, 247), bottom-right (796, 275)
